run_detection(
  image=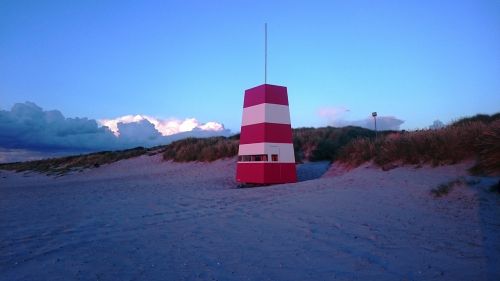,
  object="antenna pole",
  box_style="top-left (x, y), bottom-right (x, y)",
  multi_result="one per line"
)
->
top-left (264, 23), bottom-right (267, 84)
